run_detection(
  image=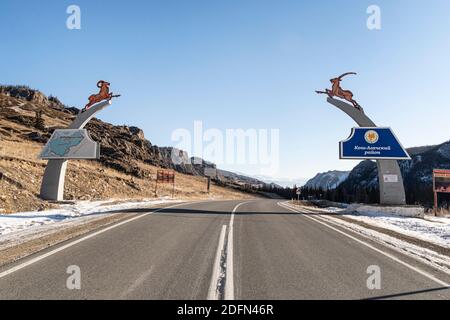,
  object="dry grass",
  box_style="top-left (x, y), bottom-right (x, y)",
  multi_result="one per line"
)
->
top-left (431, 208), bottom-right (450, 217)
top-left (0, 137), bottom-right (257, 214)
